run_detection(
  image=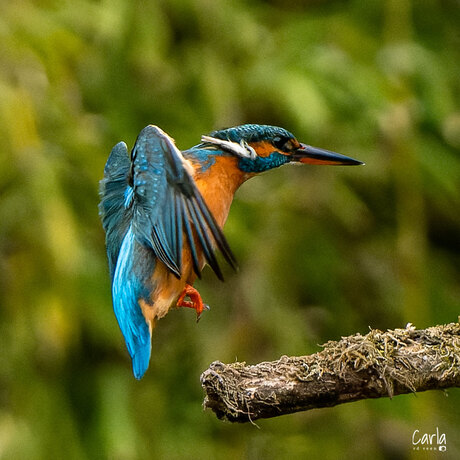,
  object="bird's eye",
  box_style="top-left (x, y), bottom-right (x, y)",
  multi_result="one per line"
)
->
top-left (273, 136), bottom-right (292, 152)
